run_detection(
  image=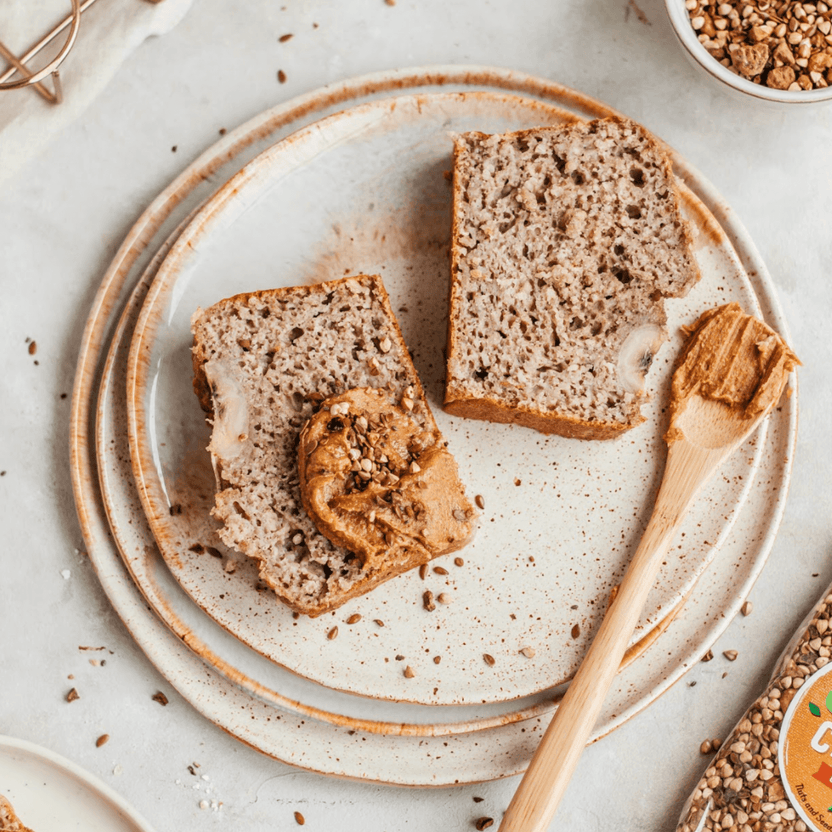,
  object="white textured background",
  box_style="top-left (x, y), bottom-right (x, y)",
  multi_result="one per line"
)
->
top-left (1, 0), bottom-right (831, 830)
